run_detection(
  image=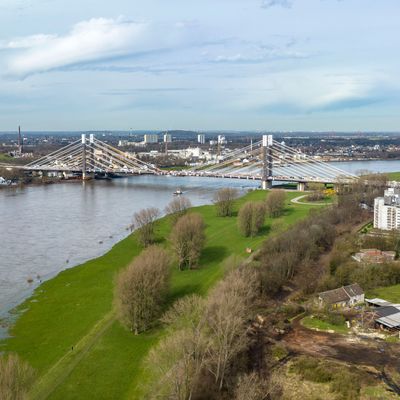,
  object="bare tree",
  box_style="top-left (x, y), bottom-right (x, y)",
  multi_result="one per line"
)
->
top-left (145, 328), bottom-right (208, 400)
top-left (235, 372), bottom-right (284, 400)
top-left (114, 246), bottom-right (170, 334)
top-left (161, 294), bottom-right (206, 331)
top-left (234, 372), bottom-right (268, 400)
top-left (131, 207), bottom-right (160, 247)
top-left (237, 202), bottom-right (253, 237)
top-left (145, 295), bottom-right (208, 400)
top-left (0, 353), bottom-right (35, 400)
top-left (165, 196), bottom-right (192, 223)
top-left (205, 266), bottom-right (259, 390)
top-left (238, 201), bottom-right (266, 237)
top-left (170, 213), bottom-right (205, 270)
top-left (213, 188), bottom-right (238, 217)
top-left (265, 190), bottom-right (286, 218)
